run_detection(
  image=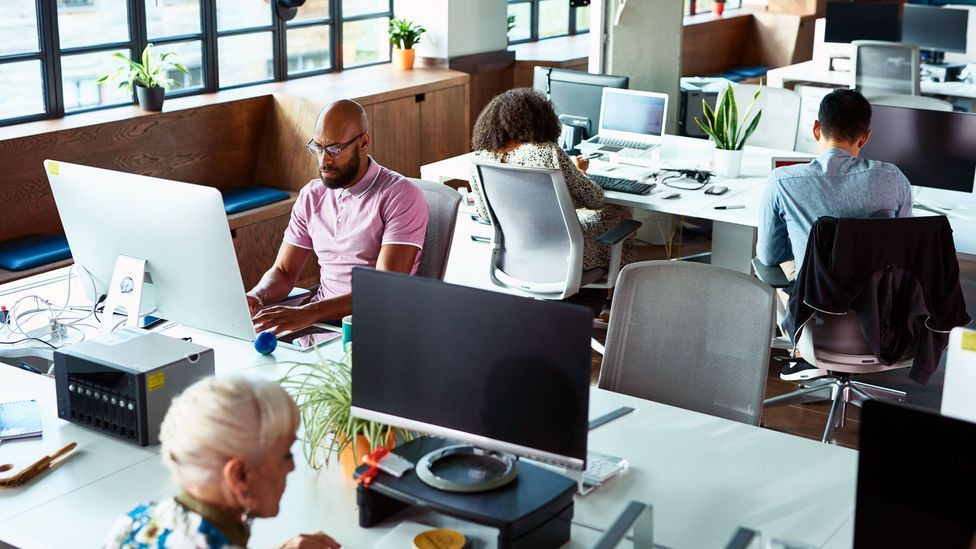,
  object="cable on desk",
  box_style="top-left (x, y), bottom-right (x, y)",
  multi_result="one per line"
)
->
top-left (0, 337), bottom-right (58, 349)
